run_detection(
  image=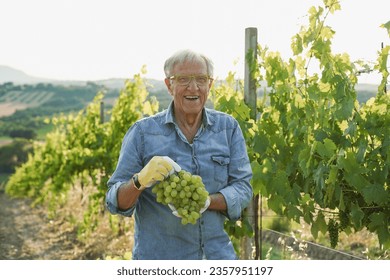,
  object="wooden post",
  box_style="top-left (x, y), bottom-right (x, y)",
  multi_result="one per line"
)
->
top-left (241, 27), bottom-right (258, 260)
top-left (382, 42), bottom-right (387, 94)
top-left (244, 27), bottom-right (258, 119)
